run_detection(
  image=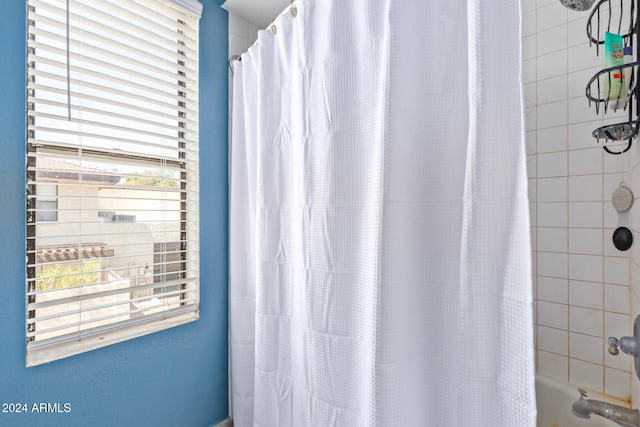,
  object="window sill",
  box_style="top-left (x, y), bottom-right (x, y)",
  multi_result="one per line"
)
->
top-left (26, 307), bottom-right (198, 367)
